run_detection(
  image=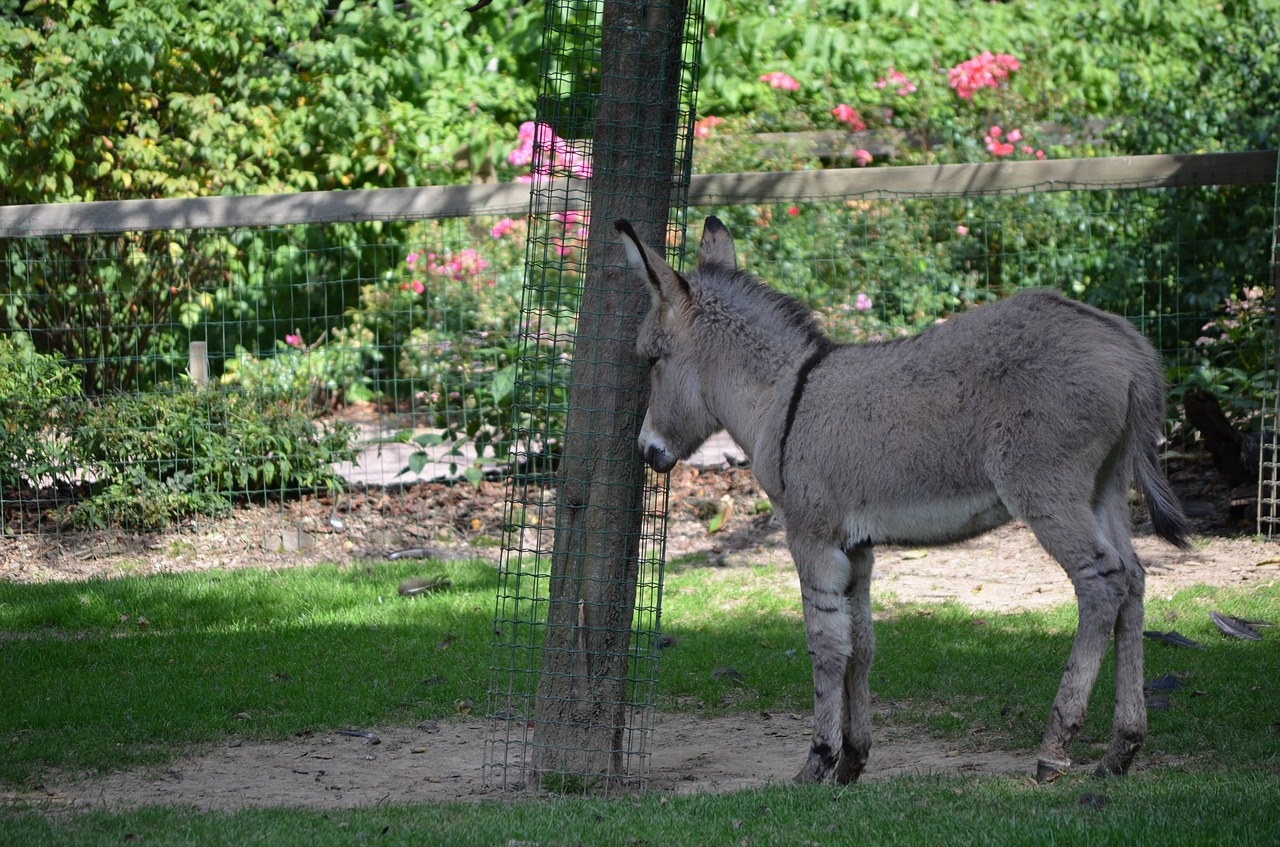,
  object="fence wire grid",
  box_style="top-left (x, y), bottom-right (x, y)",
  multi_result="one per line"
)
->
top-left (0, 162), bottom-right (1275, 793)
